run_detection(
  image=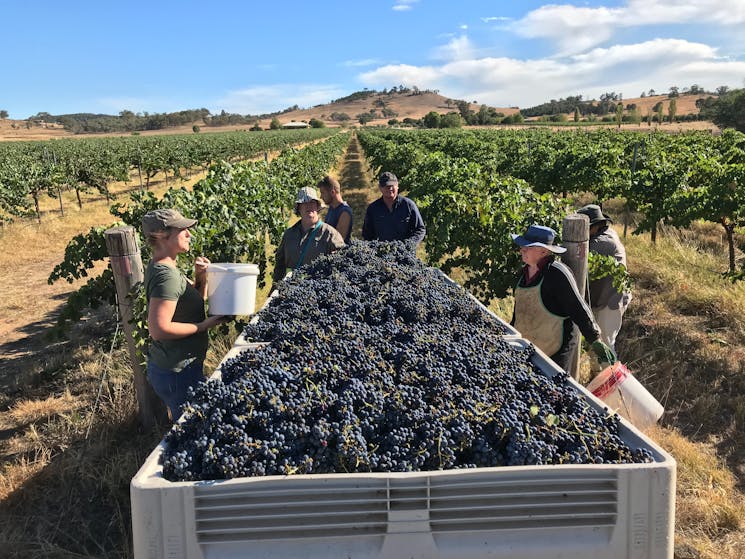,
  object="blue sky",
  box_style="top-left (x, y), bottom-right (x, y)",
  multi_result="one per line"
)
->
top-left (2, 0), bottom-right (744, 119)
